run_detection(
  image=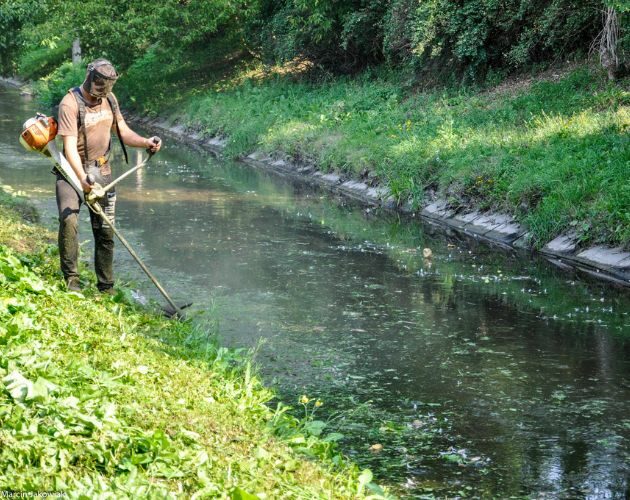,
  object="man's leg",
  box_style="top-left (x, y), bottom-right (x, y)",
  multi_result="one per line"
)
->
top-left (89, 190), bottom-right (116, 292)
top-left (56, 175), bottom-right (82, 289)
